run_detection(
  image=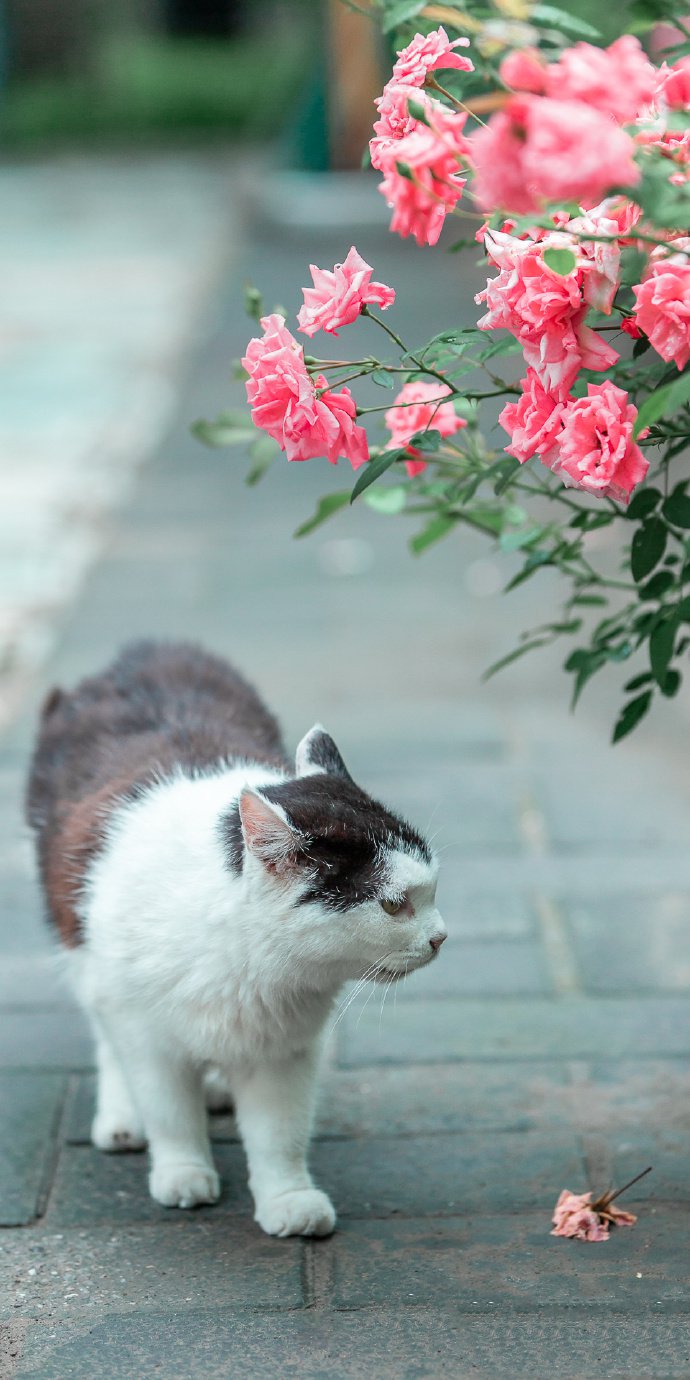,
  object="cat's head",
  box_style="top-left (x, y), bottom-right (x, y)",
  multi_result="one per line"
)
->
top-left (231, 725), bottom-right (445, 984)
